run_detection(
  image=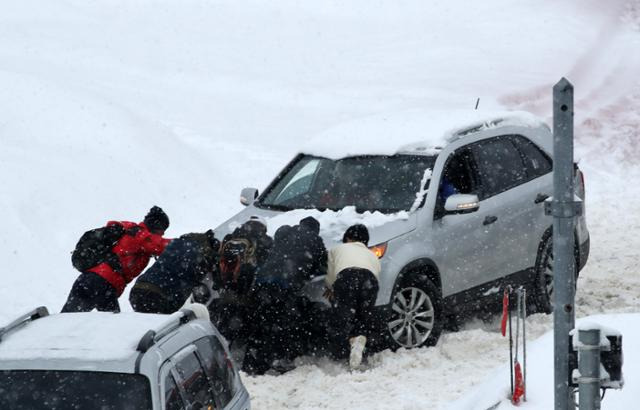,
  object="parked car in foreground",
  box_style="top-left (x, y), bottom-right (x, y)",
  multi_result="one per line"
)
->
top-left (0, 305), bottom-right (250, 410)
top-left (213, 109), bottom-right (590, 350)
